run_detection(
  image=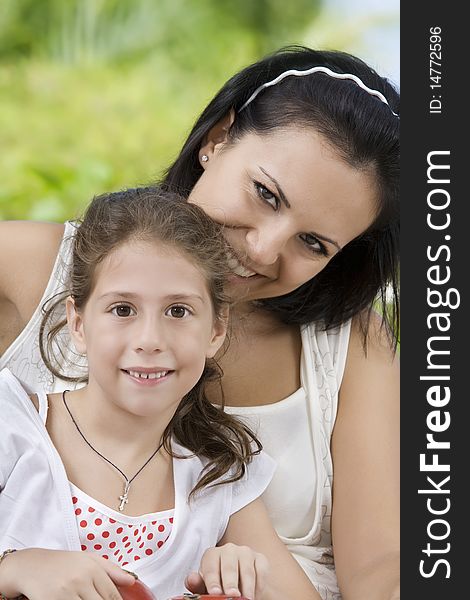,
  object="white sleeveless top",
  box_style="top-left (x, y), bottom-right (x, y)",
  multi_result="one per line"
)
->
top-left (225, 322), bottom-right (350, 600)
top-left (0, 222), bottom-right (350, 599)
